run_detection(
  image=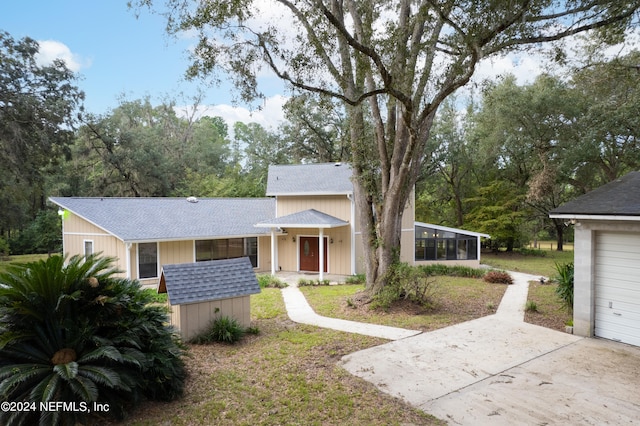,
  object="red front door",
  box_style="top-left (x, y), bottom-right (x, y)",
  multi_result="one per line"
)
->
top-left (299, 236), bottom-right (328, 272)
